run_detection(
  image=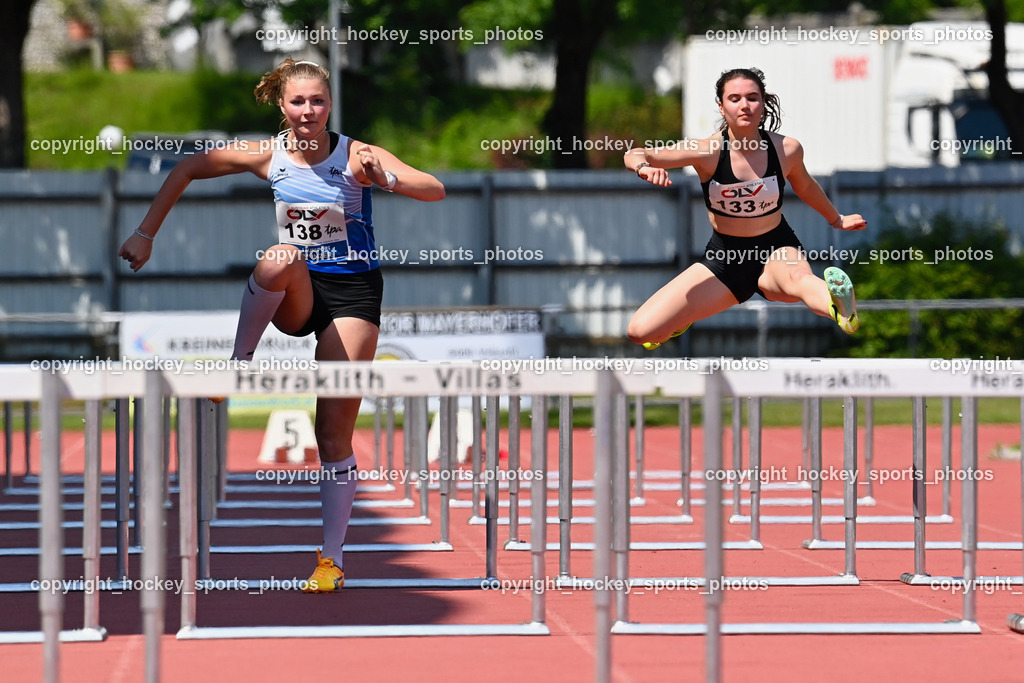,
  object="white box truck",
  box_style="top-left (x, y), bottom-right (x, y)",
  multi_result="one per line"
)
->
top-left (684, 21), bottom-right (1024, 173)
